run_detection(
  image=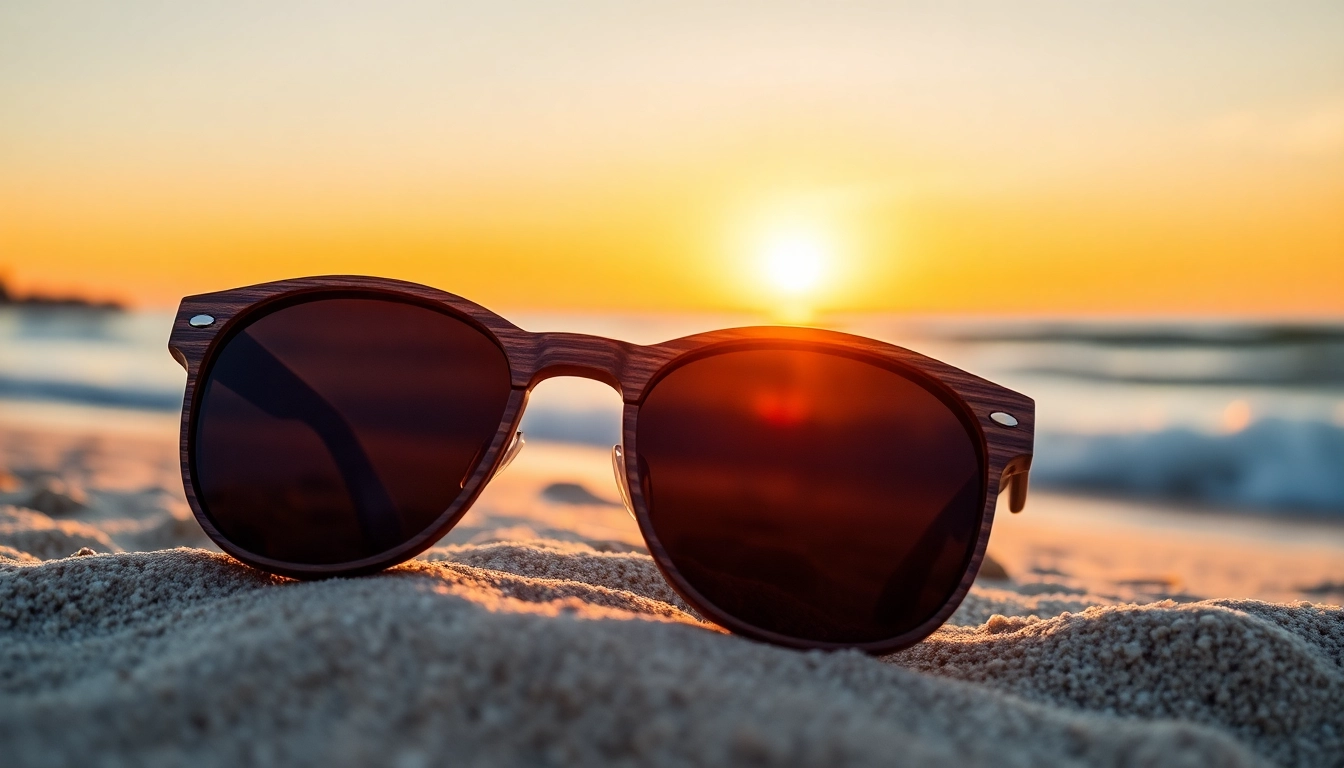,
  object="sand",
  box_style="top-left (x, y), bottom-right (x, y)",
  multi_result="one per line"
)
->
top-left (0, 417), bottom-right (1341, 767)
